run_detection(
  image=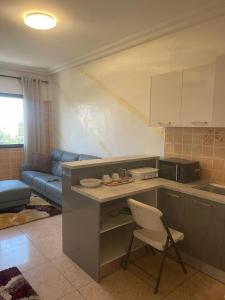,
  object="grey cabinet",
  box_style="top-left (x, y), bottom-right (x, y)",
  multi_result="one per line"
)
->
top-left (158, 189), bottom-right (225, 270)
top-left (158, 189), bottom-right (185, 232)
top-left (183, 195), bottom-right (225, 269)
